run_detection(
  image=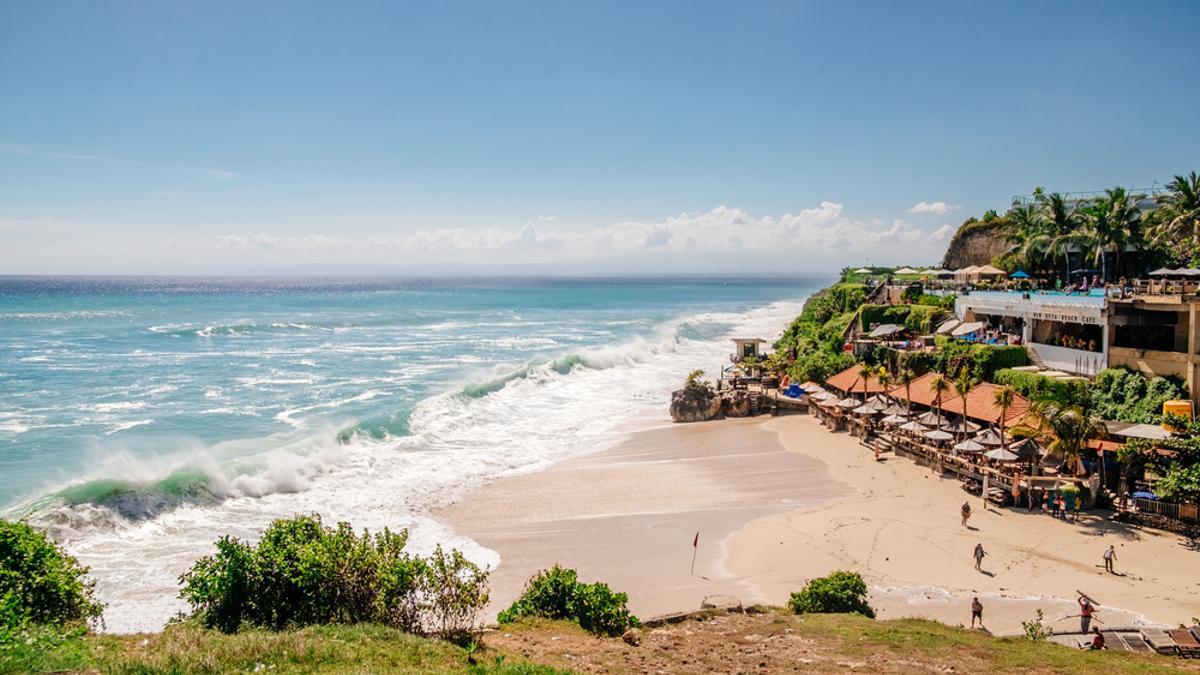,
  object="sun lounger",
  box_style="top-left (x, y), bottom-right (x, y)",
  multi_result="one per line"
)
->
top-left (1190, 625), bottom-right (1200, 644)
top-left (1141, 628), bottom-right (1178, 655)
top-left (1117, 632), bottom-right (1150, 652)
top-left (1168, 629), bottom-right (1200, 658)
top-left (1099, 632), bottom-right (1127, 651)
